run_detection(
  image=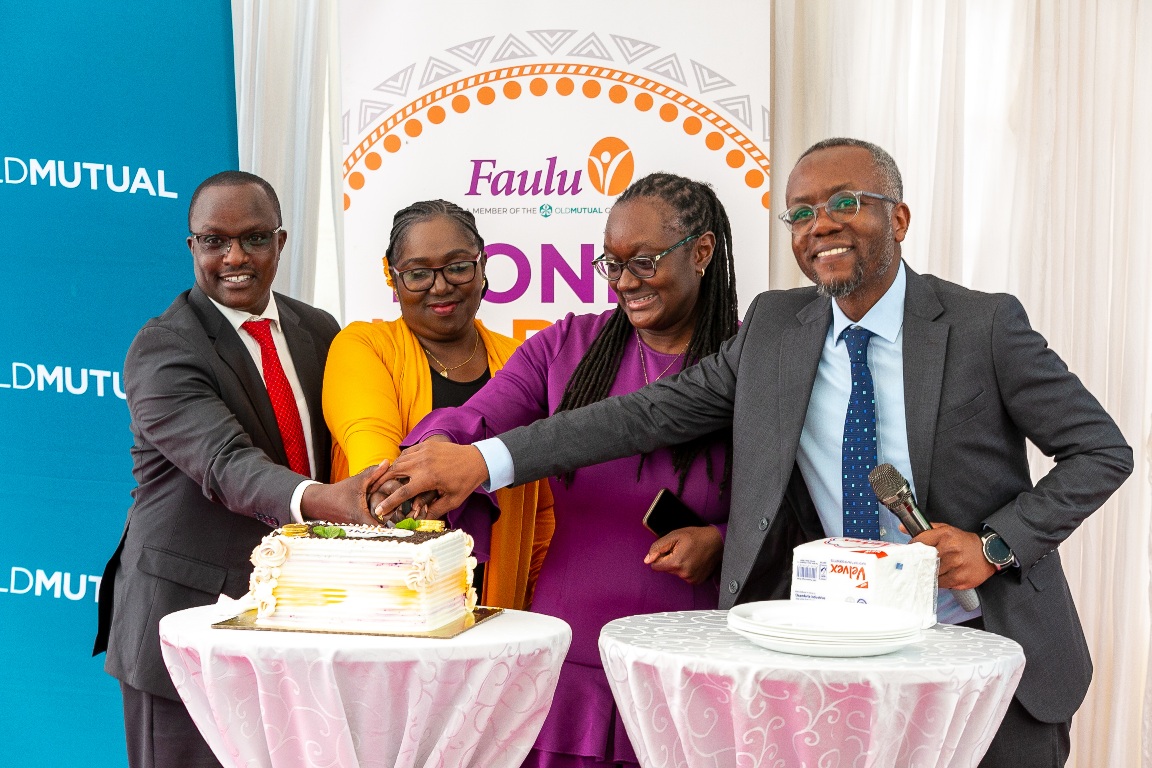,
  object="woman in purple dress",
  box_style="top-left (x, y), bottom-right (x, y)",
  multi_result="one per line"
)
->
top-left (402, 173), bottom-right (740, 768)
